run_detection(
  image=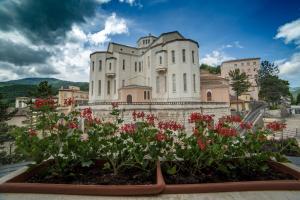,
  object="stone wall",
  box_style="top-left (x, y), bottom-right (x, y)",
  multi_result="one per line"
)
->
top-left (79, 102), bottom-right (230, 133)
